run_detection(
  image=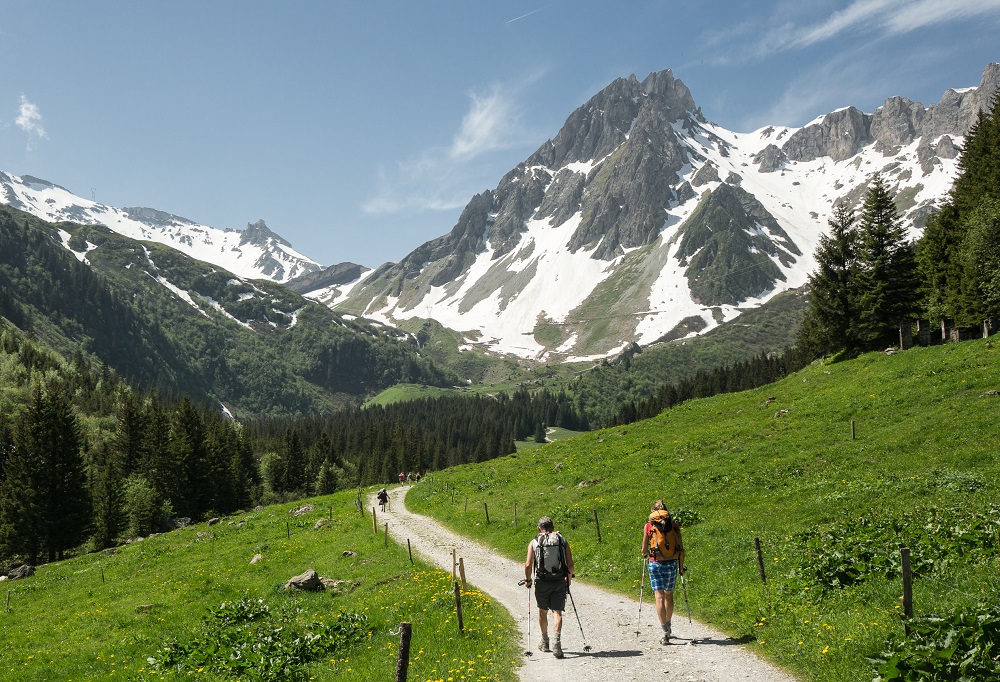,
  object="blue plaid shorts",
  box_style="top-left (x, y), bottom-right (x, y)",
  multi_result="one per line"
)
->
top-left (648, 559), bottom-right (678, 592)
